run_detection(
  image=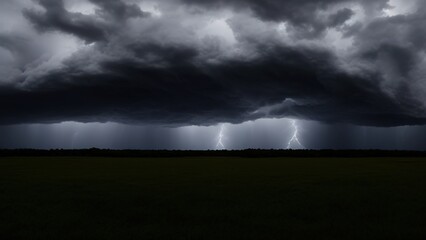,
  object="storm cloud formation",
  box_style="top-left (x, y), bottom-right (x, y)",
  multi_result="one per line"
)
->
top-left (1, 0), bottom-right (426, 126)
